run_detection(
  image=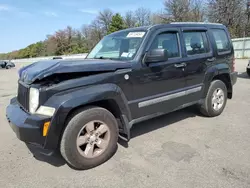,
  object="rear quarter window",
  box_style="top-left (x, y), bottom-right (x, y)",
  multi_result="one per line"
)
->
top-left (211, 29), bottom-right (231, 54)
